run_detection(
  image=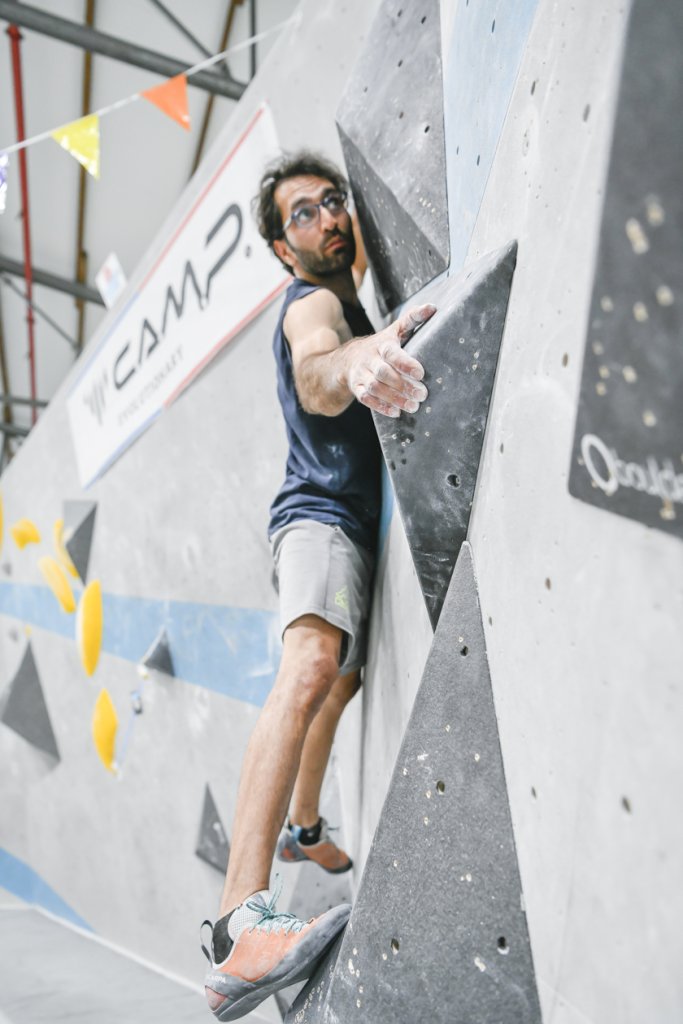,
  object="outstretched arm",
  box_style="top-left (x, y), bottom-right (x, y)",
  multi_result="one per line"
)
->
top-left (283, 289), bottom-right (435, 418)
